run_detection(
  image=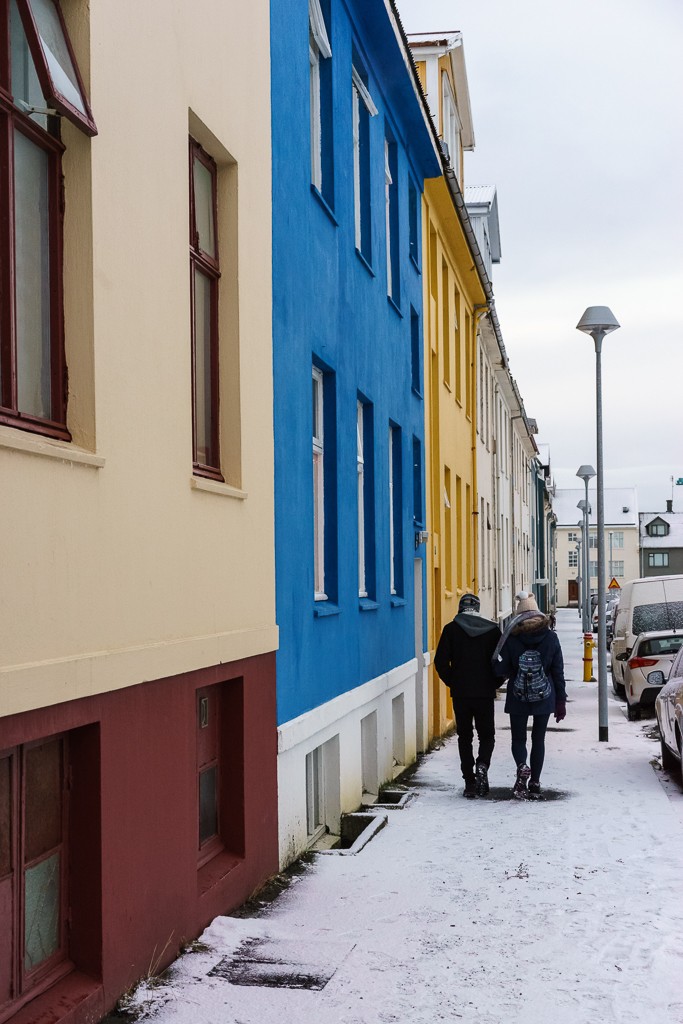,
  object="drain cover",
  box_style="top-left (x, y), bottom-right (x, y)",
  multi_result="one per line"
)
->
top-left (209, 936), bottom-right (355, 990)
